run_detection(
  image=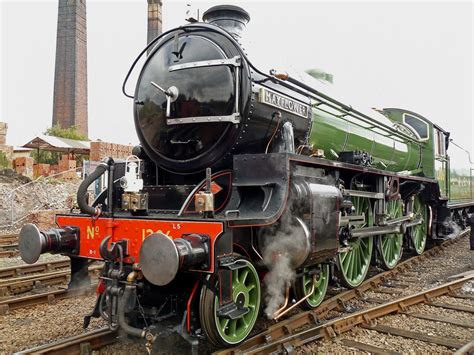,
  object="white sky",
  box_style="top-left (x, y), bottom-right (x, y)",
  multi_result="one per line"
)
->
top-left (1, 0), bottom-right (473, 165)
